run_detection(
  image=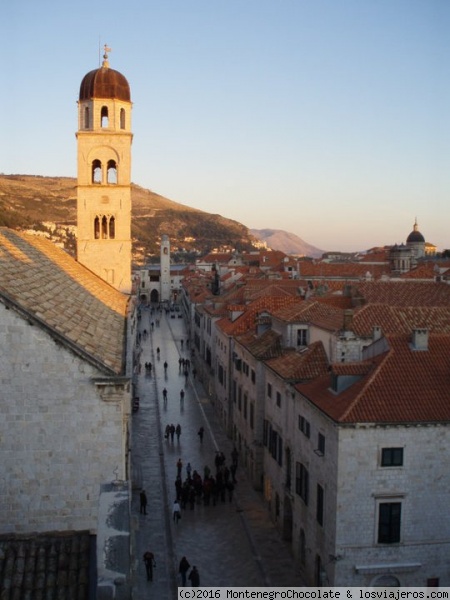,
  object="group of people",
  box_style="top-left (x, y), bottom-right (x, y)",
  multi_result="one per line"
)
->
top-left (137, 306), bottom-right (214, 588)
top-left (173, 447), bottom-right (239, 512)
top-left (165, 423), bottom-right (182, 442)
top-left (143, 552), bottom-right (200, 586)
